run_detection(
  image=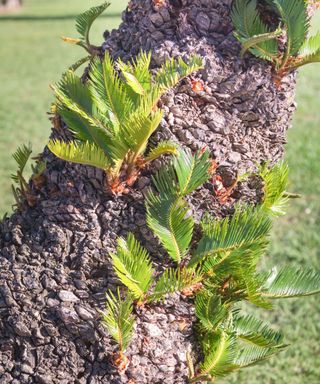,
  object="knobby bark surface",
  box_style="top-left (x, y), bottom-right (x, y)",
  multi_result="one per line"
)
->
top-left (0, 1), bottom-right (300, 383)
